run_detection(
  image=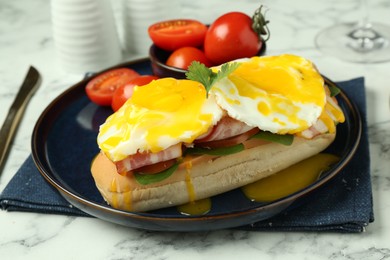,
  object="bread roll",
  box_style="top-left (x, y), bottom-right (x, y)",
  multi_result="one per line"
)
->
top-left (91, 133), bottom-right (335, 212)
